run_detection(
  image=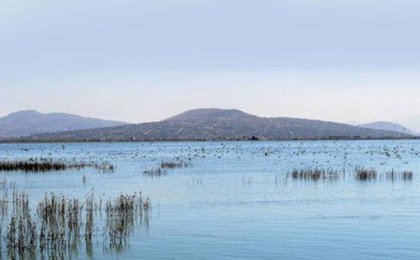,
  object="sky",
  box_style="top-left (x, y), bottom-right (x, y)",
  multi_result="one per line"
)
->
top-left (1, 0), bottom-right (420, 130)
